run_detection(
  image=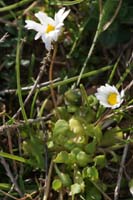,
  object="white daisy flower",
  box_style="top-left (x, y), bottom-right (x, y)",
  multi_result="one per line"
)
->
top-left (129, 179), bottom-right (133, 196)
top-left (95, 84), bottom-right (124, 109)
top-left (25, 7), bottom-right (70, 51)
